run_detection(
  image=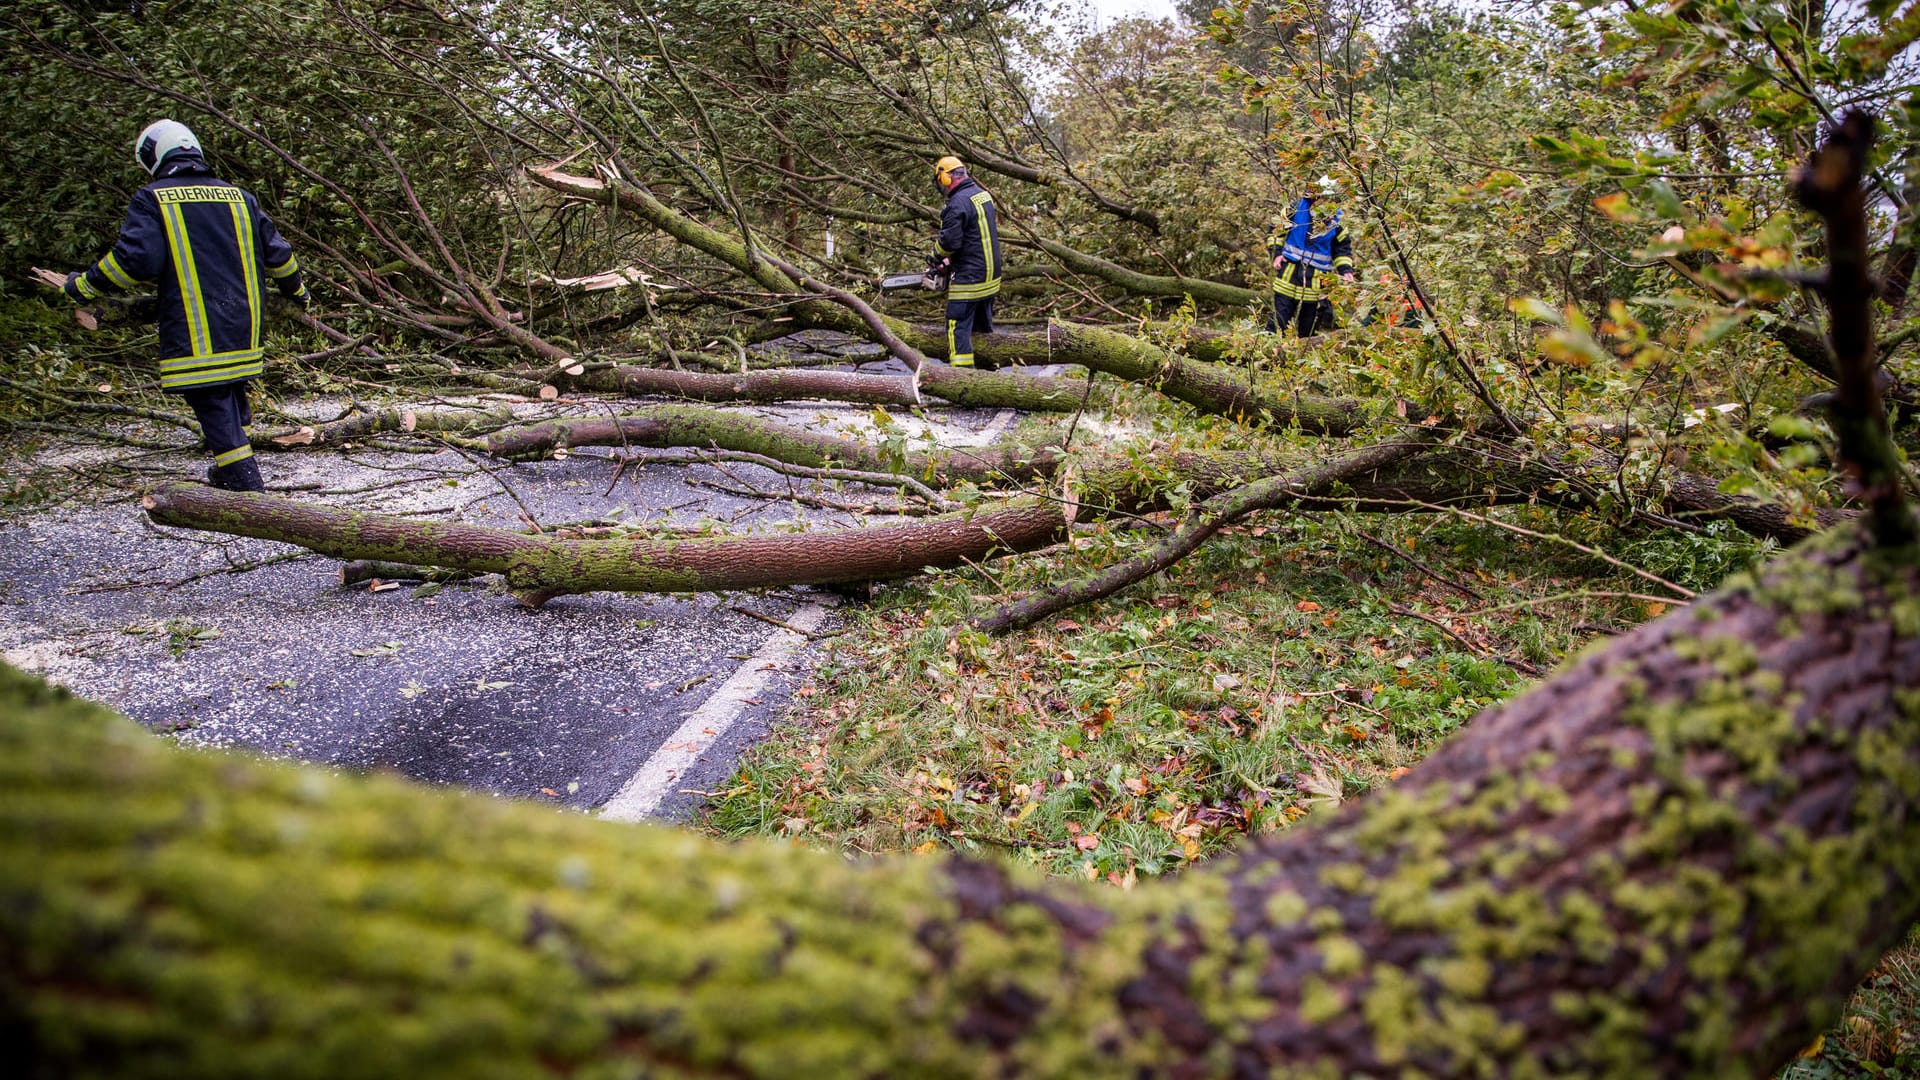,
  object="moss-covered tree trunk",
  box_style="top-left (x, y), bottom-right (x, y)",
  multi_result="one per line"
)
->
top-left (4, 518), bottom-right (1919, 1077)
top-left (141, 485), bottom-right (1070, 607)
